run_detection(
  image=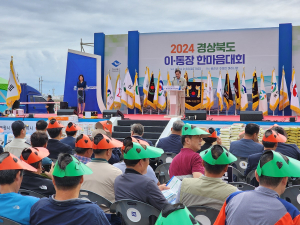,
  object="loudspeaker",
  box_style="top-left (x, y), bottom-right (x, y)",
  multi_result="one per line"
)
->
top-left (57, 109), bottom-right (76, 116)
top-left (240, 111), bottom-right (263, 121)
top-left (60, 102), bottom-right (68, 109)
top-left (103, 110), bottom-right (125, 119)
top-left (28, 114), bottom-right (34, 118)
top-left (83, 111), bottom-right (98, 117)
top-left (290, 117), bottom-right (296, 122)
top-left (185, 110), bottom-right (207, 120)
